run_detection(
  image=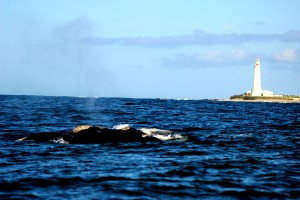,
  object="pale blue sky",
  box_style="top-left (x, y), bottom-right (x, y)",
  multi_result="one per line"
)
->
top-left (0, 0), bottom-right (299, 98)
